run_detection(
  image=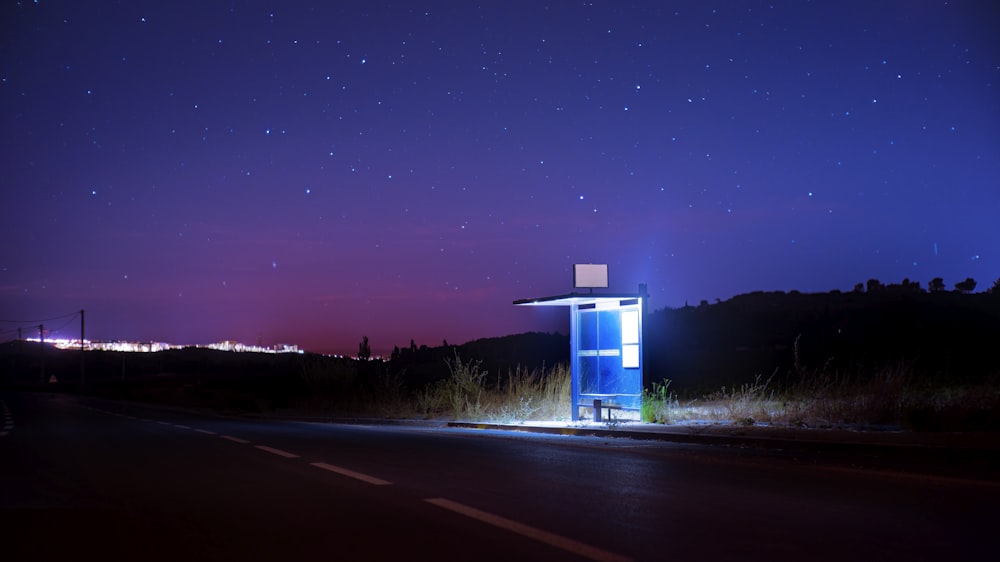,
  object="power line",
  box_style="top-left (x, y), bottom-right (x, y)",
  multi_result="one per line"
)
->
top-left (0, 311), bottom-right (82, 344)
top-left (45, 314), bottom-right (80, 335)
top-left (0, 310), bottom-right (80, 325)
